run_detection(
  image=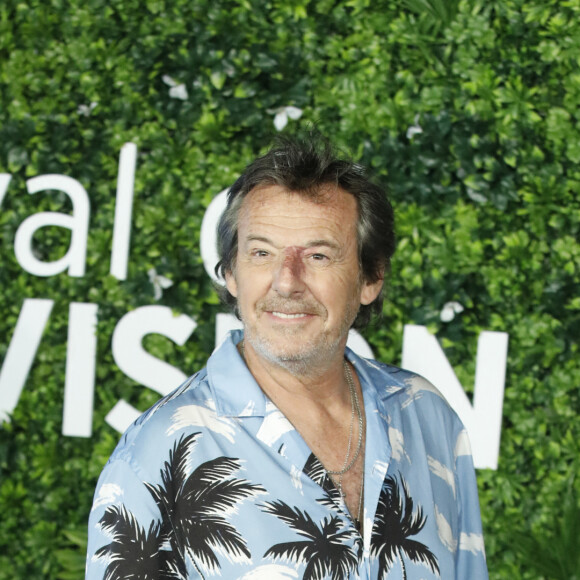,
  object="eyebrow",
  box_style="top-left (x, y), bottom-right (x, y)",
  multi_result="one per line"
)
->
top-left (244, 235), bottom-right (274, 246)
top-left (244, 235), bottom-right (340, 250)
